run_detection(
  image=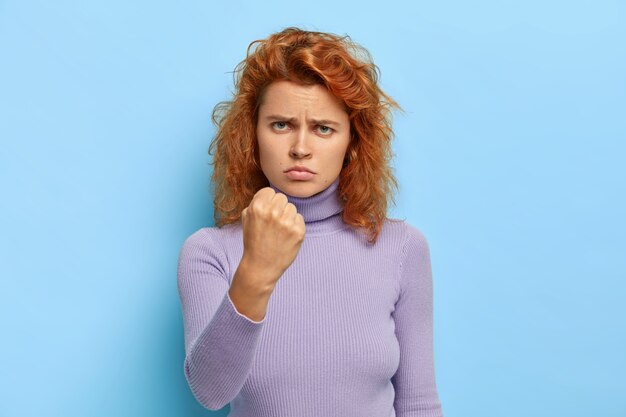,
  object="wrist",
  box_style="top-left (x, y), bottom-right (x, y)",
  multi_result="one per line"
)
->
top-left (235, 255), bottom-right (277, 296)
